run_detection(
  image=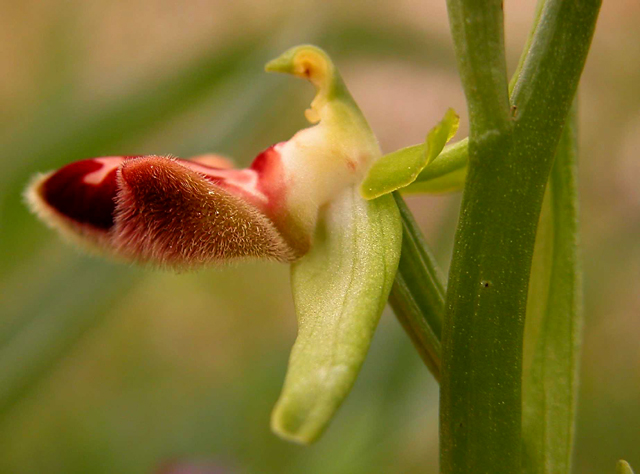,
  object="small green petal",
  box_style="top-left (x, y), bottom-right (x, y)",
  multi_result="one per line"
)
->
top-left (271, 190), bottom-right (401, 444)
top-left (617, 461), bottom-right (635, 474)
top-left (360, 108), bottom-right (460, 200)
top-left (403, 138), bottom-right (468, 194)
top-left (425, 108), bottom-right (460, 165)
